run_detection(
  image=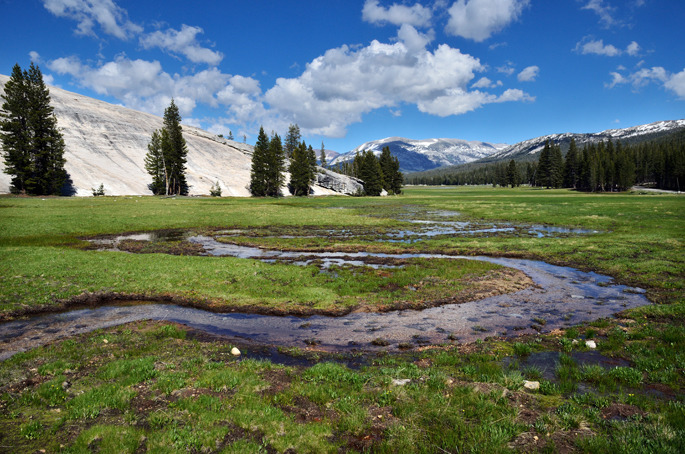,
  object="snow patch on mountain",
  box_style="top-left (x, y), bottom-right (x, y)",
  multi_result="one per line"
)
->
top-left (491, 119), bottom-right (685, 160)
top-left (330, 137), bottom-right (508, 173)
